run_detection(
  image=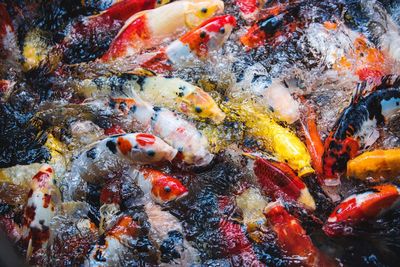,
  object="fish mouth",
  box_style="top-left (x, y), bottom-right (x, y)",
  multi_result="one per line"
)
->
top-left (176, 191), bottom-right (189, 201)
